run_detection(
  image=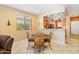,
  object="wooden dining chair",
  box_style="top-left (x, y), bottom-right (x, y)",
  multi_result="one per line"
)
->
top-left (26, 32), bottom-right (34, 50)
top-left (34, 37), bottom-right (44, 52)
top-left (44, 32), bottom-right (53, 49)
